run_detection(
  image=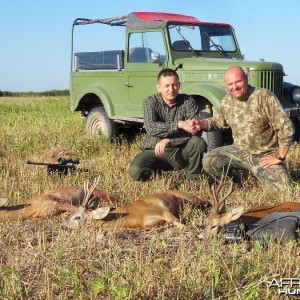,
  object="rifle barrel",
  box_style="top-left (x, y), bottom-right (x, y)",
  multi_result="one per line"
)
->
top-left (26, 160), bottom-right (75, 168)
